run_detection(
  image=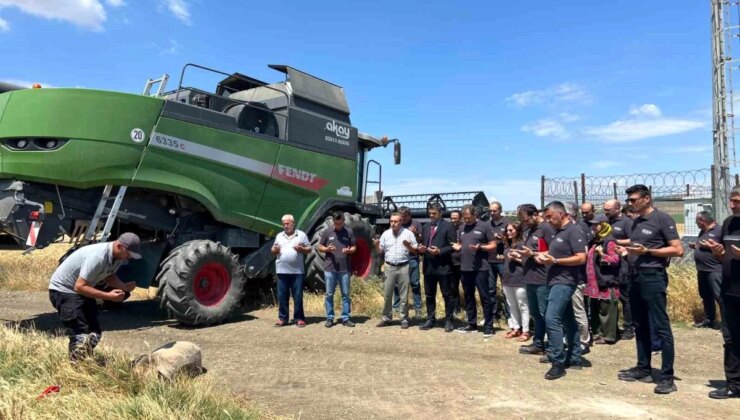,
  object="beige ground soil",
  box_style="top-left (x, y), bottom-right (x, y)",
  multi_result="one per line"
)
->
top-left (1, 291), bottom-right (738, 419)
